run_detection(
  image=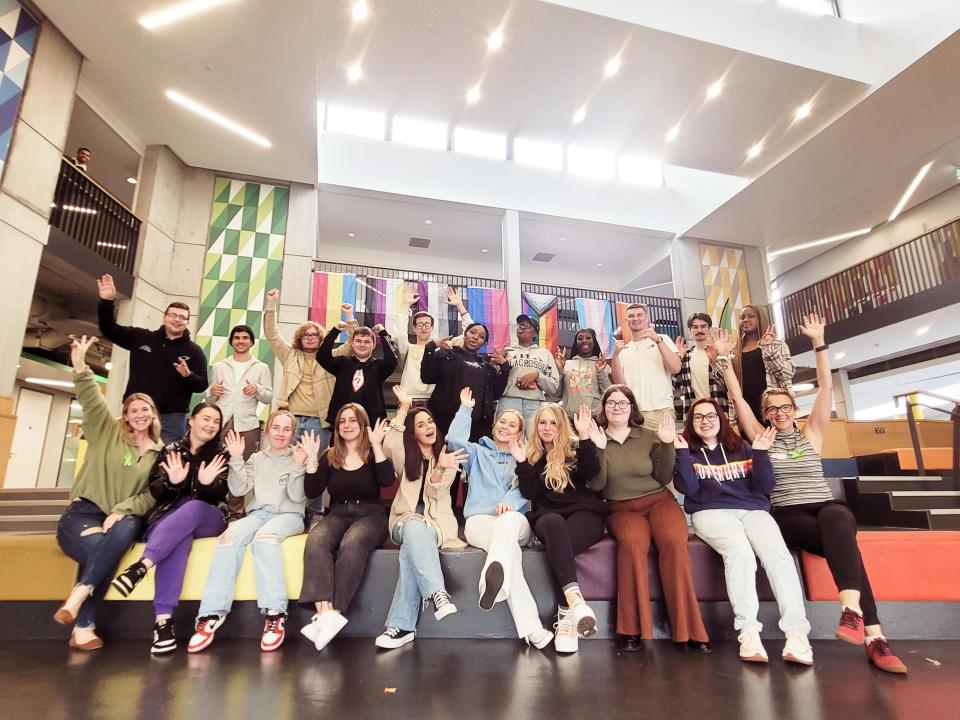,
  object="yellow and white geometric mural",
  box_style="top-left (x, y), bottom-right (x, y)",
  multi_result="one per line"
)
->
top-left (699, 243), bottom-right (751, 330)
